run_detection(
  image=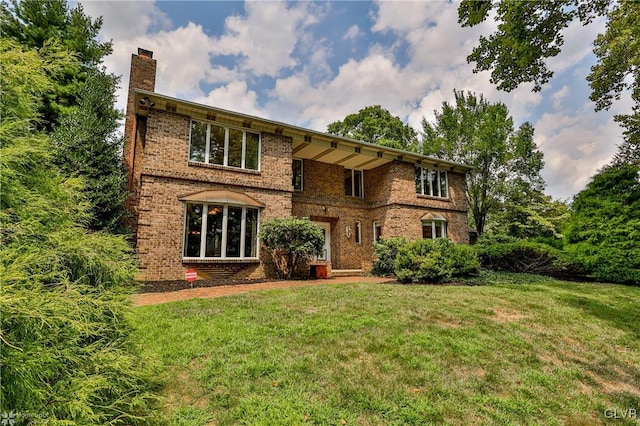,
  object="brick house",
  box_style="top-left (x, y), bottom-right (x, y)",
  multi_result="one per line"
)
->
top-left (124, 48), bottom-right (472, 283)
